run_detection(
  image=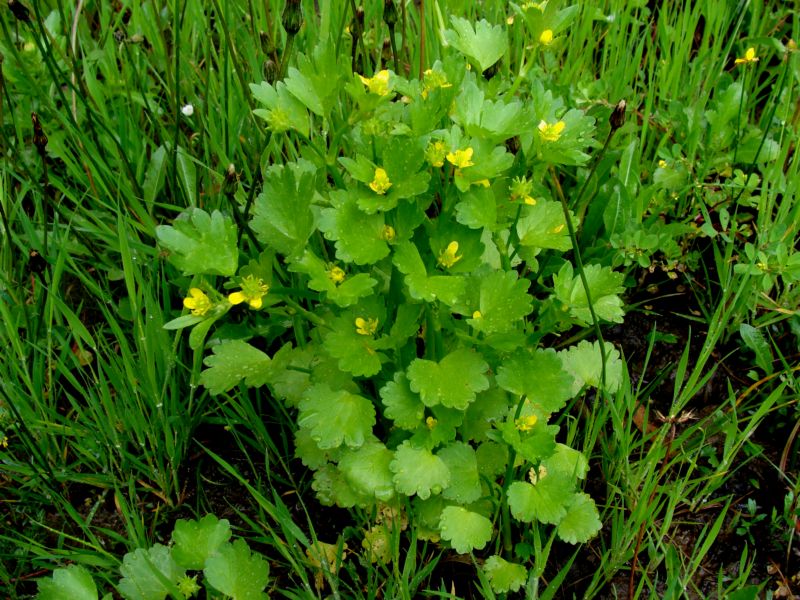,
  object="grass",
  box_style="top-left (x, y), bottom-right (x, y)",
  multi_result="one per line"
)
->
top-left (1, 0), bottom-right (799, 598)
